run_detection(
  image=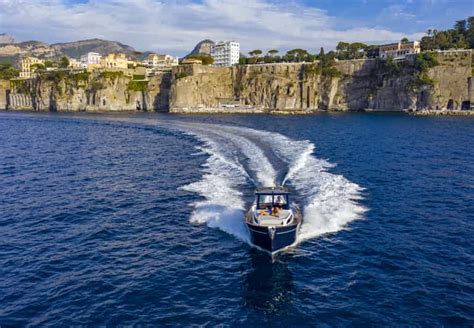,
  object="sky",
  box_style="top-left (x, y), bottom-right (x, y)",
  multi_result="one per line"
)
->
top-left (0, 0), bottom-right (473, 56)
